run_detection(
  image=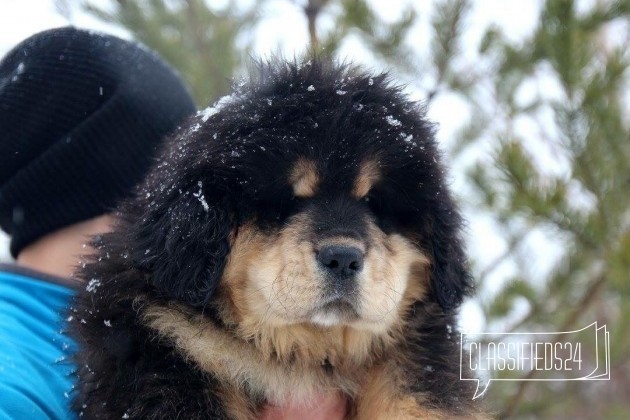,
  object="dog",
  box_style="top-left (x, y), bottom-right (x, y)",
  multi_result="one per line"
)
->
top-left (70, 58), bottom-right (483, 419)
